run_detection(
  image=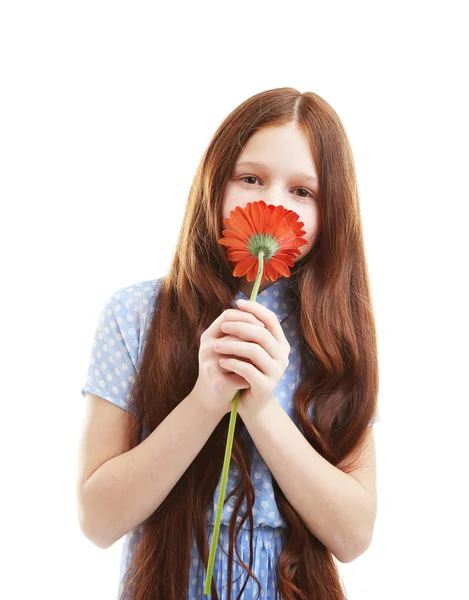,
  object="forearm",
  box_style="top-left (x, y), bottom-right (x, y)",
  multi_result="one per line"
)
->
top-left (240, 400), bottom-right (373, 563)
top-left (81, 390), bottom-right (222, 549)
